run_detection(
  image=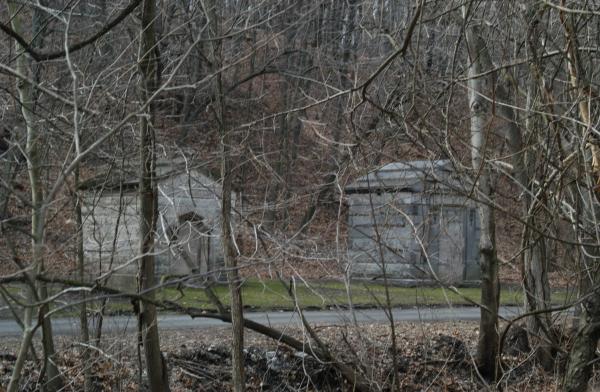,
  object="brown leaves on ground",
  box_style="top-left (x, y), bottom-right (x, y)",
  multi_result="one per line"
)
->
top-left (0, 320), bottom-right (586, 391)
